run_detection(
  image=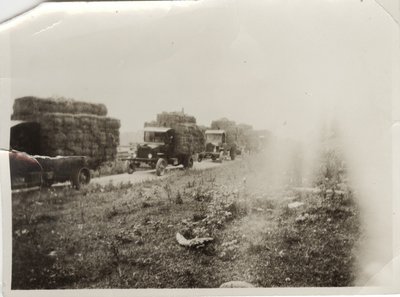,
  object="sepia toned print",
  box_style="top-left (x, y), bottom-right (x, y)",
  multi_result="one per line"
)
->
top-left (0, 0), bottom-right (398, 294)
